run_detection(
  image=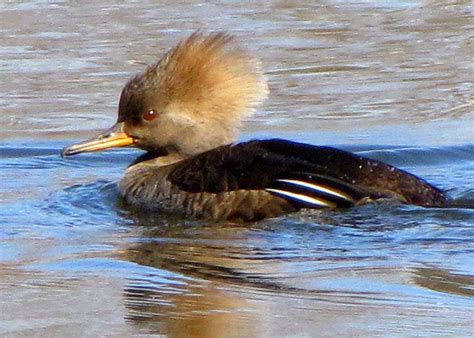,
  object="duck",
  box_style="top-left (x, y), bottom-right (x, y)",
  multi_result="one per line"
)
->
top-left (61, 31), bottom-right (447, 221)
